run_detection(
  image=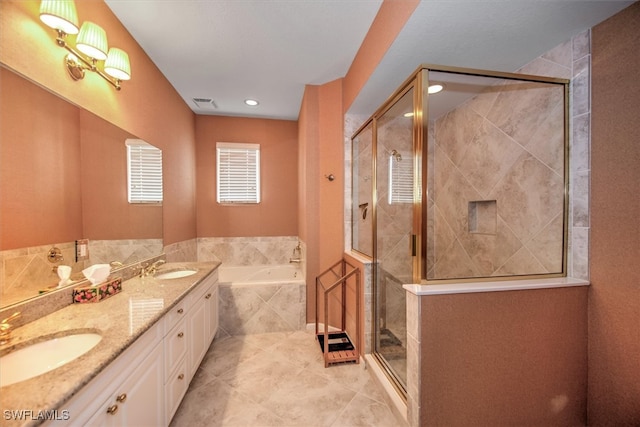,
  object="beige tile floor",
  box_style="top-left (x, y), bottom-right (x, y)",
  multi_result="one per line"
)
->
top-left (170, 330), bottom-right (407, 427)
